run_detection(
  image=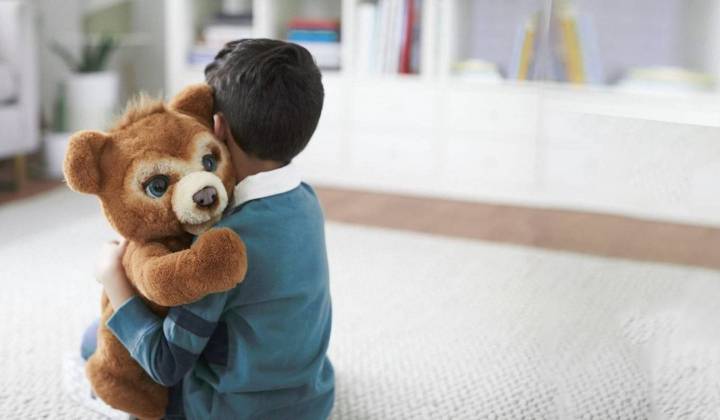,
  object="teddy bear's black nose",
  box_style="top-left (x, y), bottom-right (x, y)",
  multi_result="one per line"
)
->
top-left (193, 186), bottom-right (218, 208)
